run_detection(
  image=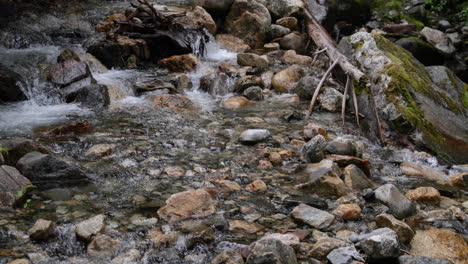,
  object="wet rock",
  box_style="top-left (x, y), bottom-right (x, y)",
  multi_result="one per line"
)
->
top-left (65, 84), bottom-right (109, 109)
top-left (282, 50), bottom-right (313, 65)
top-left (243, 86), bottom-right (264, 101)
top-left (95, 13), bottom-right (126, 33)
top-left (222, 96), bottom-right (252, 110)
top-left (152, 94), bottom-right (195, 111)
top-left (246, 179), bottom-right (267, 192)
top-left (421, 27), bottom-right (455, 55)
top-left (340, 32), bottom-right (468, 163)
top-left (246, 237), bottom-right (297, 264)
top-left (276, 17), bottom-right (298, 31)
top-left (398, 255), bottom-right (455, 264)
top-left (237, 53), bottom-right (269, 68)
top-left (400, 162), bottom-right (446, 182)
top-left (0, 65), bottom-right (27, 102)
top-left (34, 120), bottom-right (93, 141)
top-left (303, 122), bottom-right (328, 141)
top-left (376, 214), bottom-right (414, 244)
top-left (225, 0), bottom-right (272, 49)
top-left (300, 135), bottom-right (327, 163)
top-left (87, 40), bottom-right (130, 68)
top-left (326, 246), bottom-right (365, 264)
top-left (234, 75), bottom-right (264, 94)
top-left (87, 234), bottom-right (121, 257)
top-left (215, 180), bottom-right (241, 193)
top-left (310, 237), bottom-right (350, 259)
top-left (75, 214), bottom-right (106, 241)
top-left (333, 204), bottom-right (361, 221)
top-left (211, 250), bottom-right (245, 264)
top-left (355, 228), bottom-right (401, 260)
top-left (47, 60), bottom-right (91, 87)
top-left (240, 129), bottom-right (270, 144)
top-left (272, 65), bottom-right (304, 93)
top-left (0, 165), bottom-right (33, 208)
top-left (158, 189), bottom-right (216, 223)
top-left (57, 49), bottom-right (80, 63)
top-left (216, 34), bottom-right (250, 53)
top-left (445, 173), bottom-right (467, 188)
top-left (112, 249), bottom-right (141, 264)
top-left (16, 152), bottom-right (87, 189)
top-left (374, 184), bottom-right (416, 219)
top-left (161, 53), bottom-right (199, 73)
top-left (229, 220), bottom-right (264, 234)
top-left (327, 155), bottom-right (371, 177)
top-left (280, 33), bottom-right (306, 54)
top-left (405, 187), bottom-right (441, 205)
top-left (28, 219), bottom-right (54, 241)
top-left (85, 144), bottom-right (115, 158)
top-left (343, 164), bottom-right (374, 190)
top-left (200, 73), bottom-right (231, 96)
top-left (197, 0), bottom-right (234, 14)
top-left (410, 228), bottom-right (468, 264)
top-left (291, 204), bottom-right (335, 229)
top-left (319, 87), bottom-right (343, 112)
top-left (271, 24), bottom-right (291, 39)
top-left (294, 76), bottom-right (320, 101)
top-left (298, 159), bottom-right (349, 197)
